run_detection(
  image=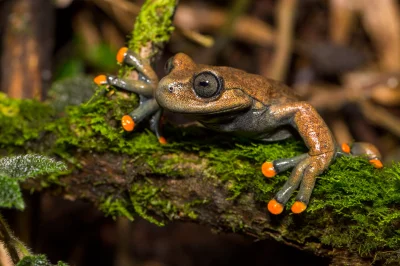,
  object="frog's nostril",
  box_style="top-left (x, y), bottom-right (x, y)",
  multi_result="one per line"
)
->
top-left (168, 86), bottom-right (174, 93)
